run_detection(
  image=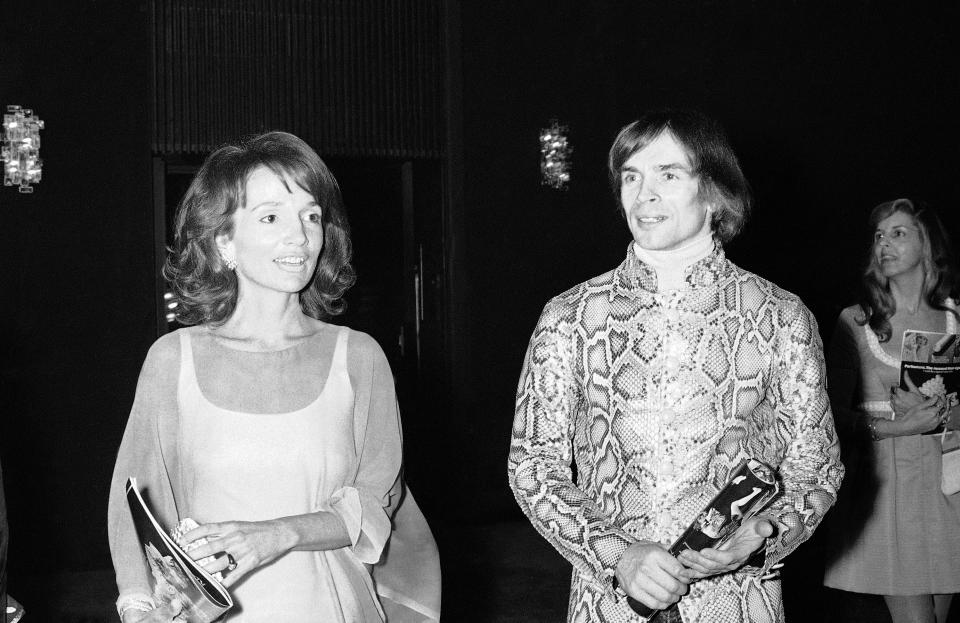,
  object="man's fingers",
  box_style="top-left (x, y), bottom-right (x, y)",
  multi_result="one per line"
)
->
top-left (616, 541), bottom-right (689, 606)
top-left (688, 546), bottom-right (736, 566)
top-left (753, 518), bottom-right (775, 538)
top-left (630, 586), bottom-right (677, 612)
top-left (654, 557), bottom-right (691, 582)
top-left (676, 550), bottom-right (714, 575)
top-left (633, 570), bottom-right (688, 607)
top-left (677, 518), bottom-right (773, 578)
top-left (623, 555), bottom-right (690, 605)
top-left (650, 564), bottom-right (690, 591)
top-left (682, 567), bottom-right (708, 580)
